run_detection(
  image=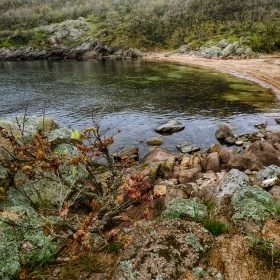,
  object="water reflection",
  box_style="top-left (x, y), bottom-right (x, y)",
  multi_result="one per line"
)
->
top-left (0, 59), bottom-right (279, 156)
